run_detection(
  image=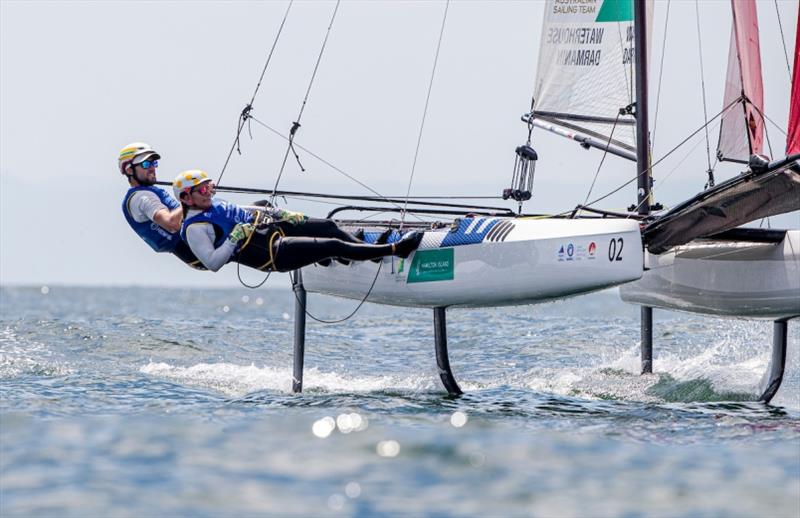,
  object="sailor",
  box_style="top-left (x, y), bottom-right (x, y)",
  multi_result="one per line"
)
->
top-left (118, 142), bottom-right (203, 268)
top-left (173, 170), bottom-right (423, 272)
